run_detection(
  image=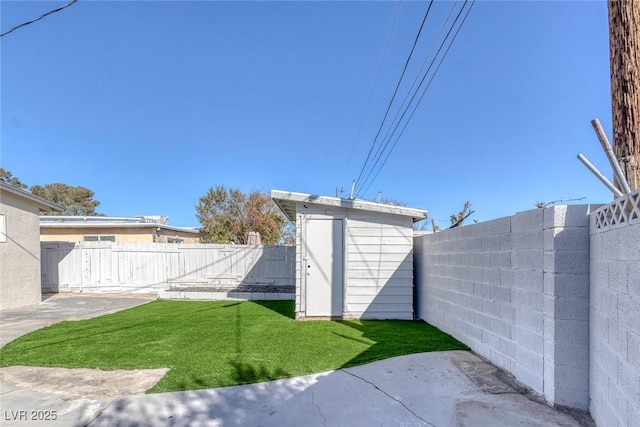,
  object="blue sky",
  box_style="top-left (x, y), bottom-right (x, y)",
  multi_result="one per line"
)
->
top-left (2, 1), bottom-right (614, 228)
